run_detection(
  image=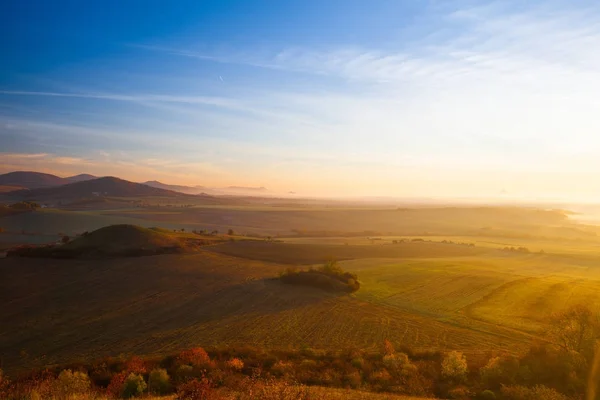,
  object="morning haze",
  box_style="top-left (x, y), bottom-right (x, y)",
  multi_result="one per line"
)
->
top-left (1, 1), bottom-right (600, 399)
